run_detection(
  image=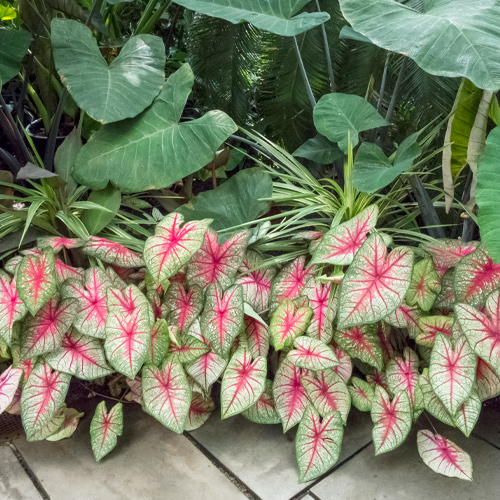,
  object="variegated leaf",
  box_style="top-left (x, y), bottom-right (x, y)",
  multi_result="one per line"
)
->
top-left (454, 244), bottom-right (500, 307)
top-left (371, 386), bottom-right (412, 455)
top-left (419, 368), bottom-right (455, 426)
top-left (243, 315), bottom-right (269, 359)
top-left (417, 430), bottom-right (472, 481)
top-left (384, 303), bottom-right (421, 338)
top-left (302, 369), bottom-right (350, 424)
top-left (44, 330), bottom-right (113, 380)
top-left (273, 358), bottom-right (309, 432)
top-left (17, 248), bottom-right (56, 315)
top-left (236, 250), bottom-right (276, 313)
top-left (61, 268), bottom-right (111, 339)
top-left (186, 350), bottom-right (226, 392)
top-left (296, 406), bottom-right (343, 483)
top-left (201, 283), bottom-right (243, 357)
top-left (416, 315), bottom-right (453, 347)
top-left (311, 205), bottom-right (378, 266)
top-left (338, 234), bottom-right (413, 328)
top-left (243, 379), bottom-right (281, 424)
top-left (406, 258), bottom-right (441, 311)
top-left (421, 239), bottom-right (478, 276)
top-left (0, 366), bottom-right (23, 415)
top-left (289, 337), bottom-right (339, 371)
top-left (184, 392), bottom-right (215, 431)
top-left (302, 280), bottom-right (336, 343)
top-left (332, 346), bottom-right (352, 383)
top-left (21, 361), bottom-right (71, 440)
top-left (348, 377), bottom-right (374, 412)
top-left (82, 237), bottom-right (144, 268)
top-left (334, 323), bottom-right (383, 370)
top-left (142, 357), bottom-right (191, 434)
top-left (147, 318), bottom-right (170, 366)
top-left (0, 272), bottom-right (26, 345)
top-left (90, 401), bottom-right (123, 462)
top-left (20, 297), bottom-right (77, 360)
top-left (434, 269), bottom-right (455, 309)
top-left (38, 236), bottom-right (84, 253)
top-left (454, 389), bottom-right (480, 437)
top-left (386, 348), bottom-right (419, 405)
top-left (27, 406), bottom-right (66, 442)
top-left (144, 213), bottom-right (211, 283)
top-left (105, 285), bottom-right (152, 378)
top-left (46, 407), bottom-right (84, 441)
top-left (367, 370), bottom-right (389, 392)
top-left (269, 298), bottom-right (313, 351)
top-left (187, 229), bottom-right (249, 289)
top-left (377, 322), bottom-right (394, 366)
top-left (429, 334), bottom-right (477, 414)
top-left (221, 347), bottom-right (266, 418)
top-left (476, 357), bottom-right (500, 401)
top-left (163, 282), bottom-right (203, 334)
top-left (54, 259), bottom-right (85, 285)
top-left (168, 334), bottom-right (210, 363)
